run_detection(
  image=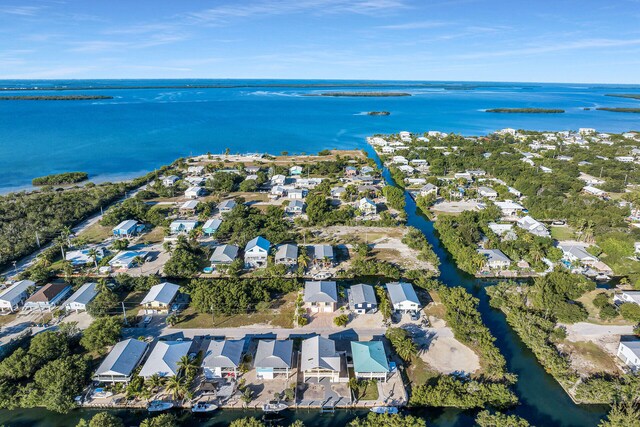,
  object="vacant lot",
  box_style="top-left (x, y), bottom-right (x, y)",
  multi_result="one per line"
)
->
top-left (550, 225), bottom-right (576, 241)
top-left (559, 340), bottom-right (620, 375)
top-left (431, 200), bottom-right (481, 214)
